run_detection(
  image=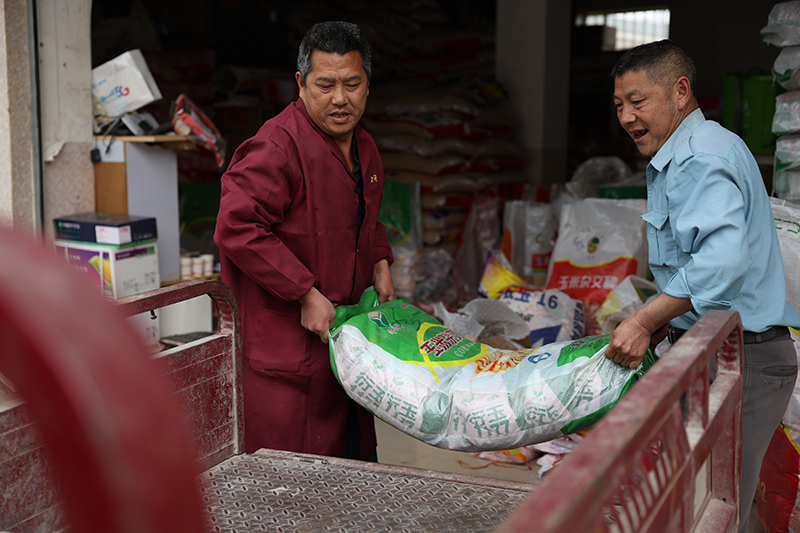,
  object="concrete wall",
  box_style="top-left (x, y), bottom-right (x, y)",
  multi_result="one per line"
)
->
top-left (496, 0), bottom-right (572, 187)
top-left (0, 0), bottom-right (93, 236)
top-left (0, 0), bottom-right (37, 234)
top-left (38, 0), bottom-right (94, 238)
